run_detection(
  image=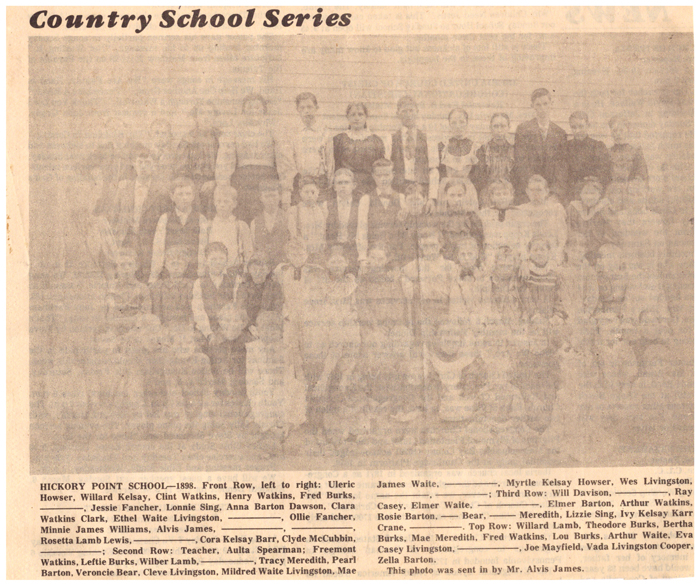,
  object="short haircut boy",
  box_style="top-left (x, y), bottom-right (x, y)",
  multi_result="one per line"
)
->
top-left (490, 112), bottom-right (510, 125)
top-left (396, 95), bottom-right (417, 113)
top-left (205, 241), bottom-right (228, 259)
top-left (164, 244), bottom-right (192, 263)
top-left (298, 175), bottom-right (318, 190)
top-left (569, 111), bottom-right (589, 124)
top-left (170, 176), bottom-right (196, 195)
top-left (487, 178), bottom-right (515, 199)
top-left (608, 115), bottom-right (629, 129)
top-left (295, 92), bottom-right (318, 108)
top-left (372, 158), bottom-right (394, 173)
top-left (530, 88), bottom-right (550, 103)
top-left (334, 168), bottom-right (355, 181)
top-left (527, 174), bottom-right (549, 189)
